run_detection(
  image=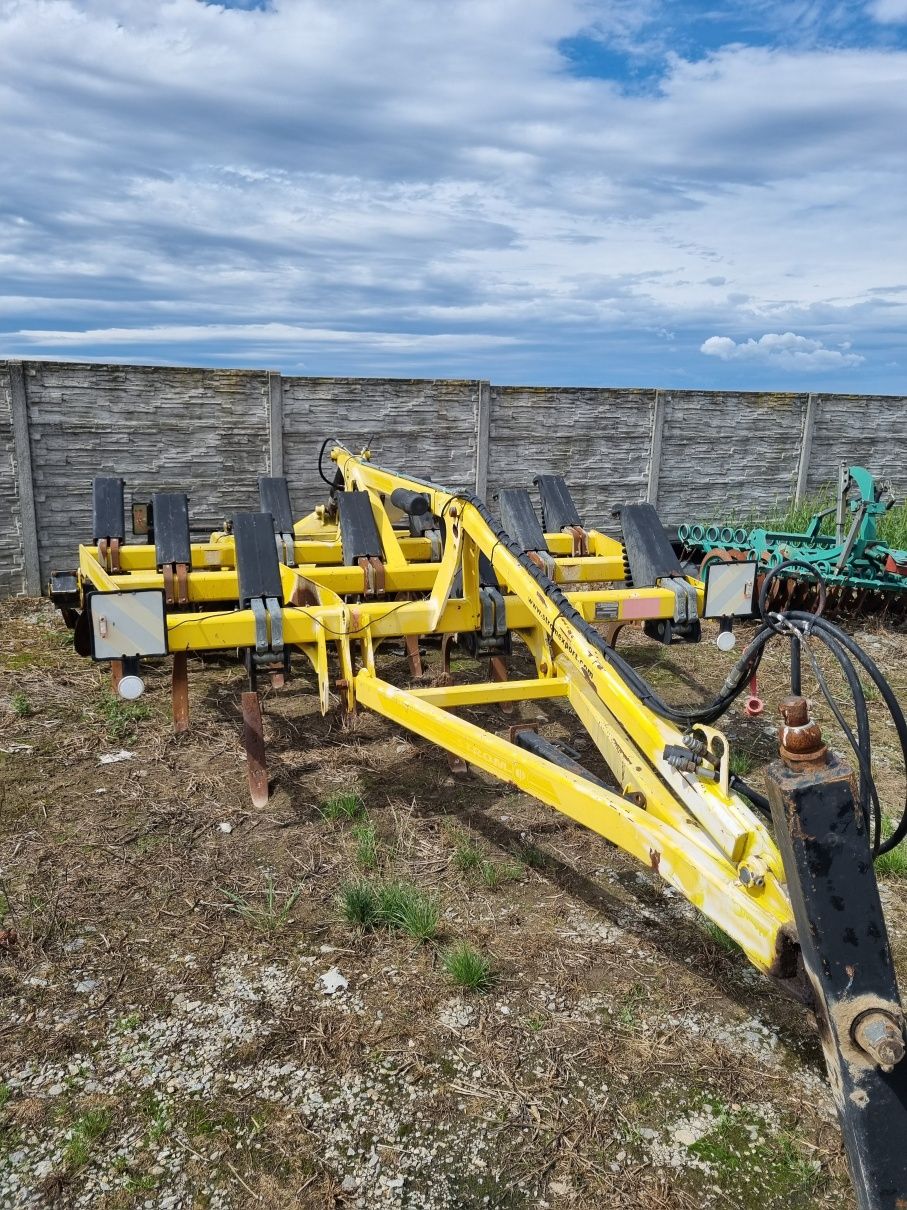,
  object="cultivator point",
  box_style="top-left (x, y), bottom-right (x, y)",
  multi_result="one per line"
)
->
top-left (51, 444), bottom-right (907, 1207)
top-left (678, 464), bottom-right (907, 619)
